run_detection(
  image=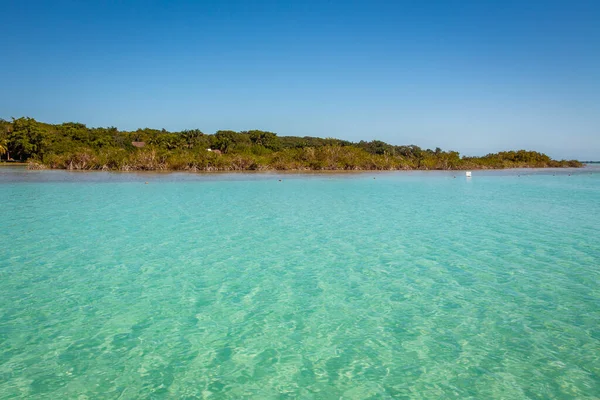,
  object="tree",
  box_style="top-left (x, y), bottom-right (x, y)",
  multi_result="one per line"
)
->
top-left (0, 119), bottom-right (11, 160)
top-left (247, 130), bottom-right (280, 150)
top-left (181, 129), bottom-right (204, 149)
top-left (9, 118), bottom-right (47, 160)
top-left (0, 139), bottom-right (7, 160)
top-left (214, 130), bottom-right (237, 153)
top-left (148, 133), bottom-right (183, 150)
